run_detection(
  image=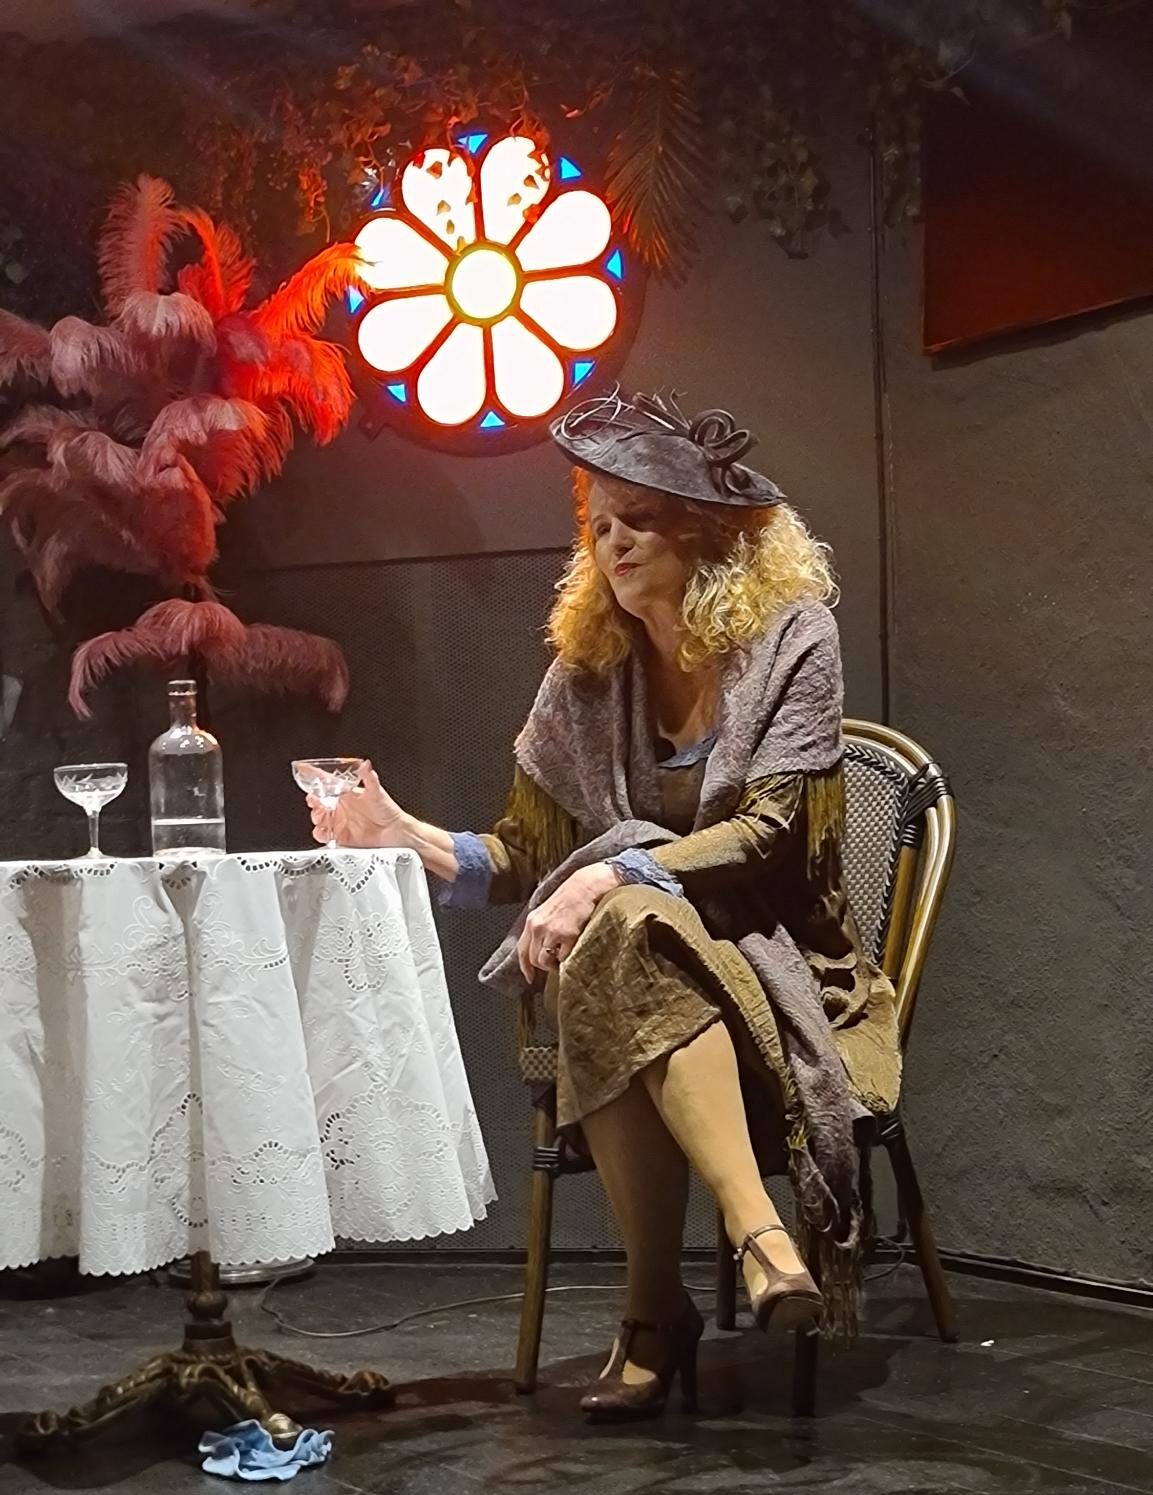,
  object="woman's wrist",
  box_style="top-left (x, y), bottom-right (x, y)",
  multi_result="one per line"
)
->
top-left (394, 813), bottom-right (459, 881)
top-left (389, 811), bottom-right (419, 852)
top-left (587, 860), bottom-right (624, 898)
